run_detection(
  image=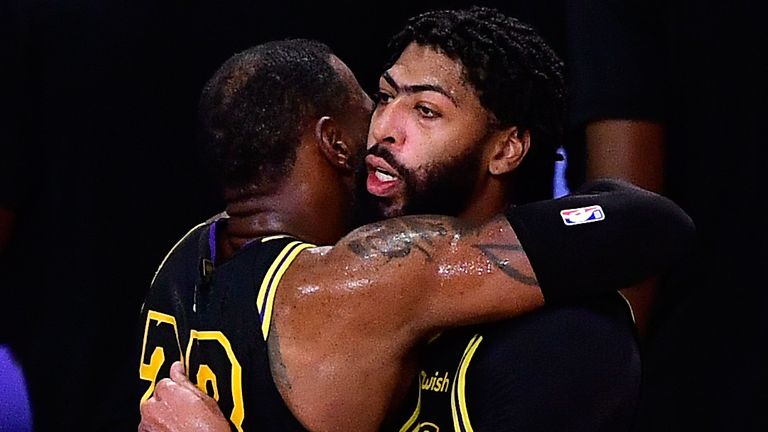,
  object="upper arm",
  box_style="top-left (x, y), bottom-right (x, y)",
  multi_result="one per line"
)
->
top-left (287, 214), bottom-right (544, 339)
